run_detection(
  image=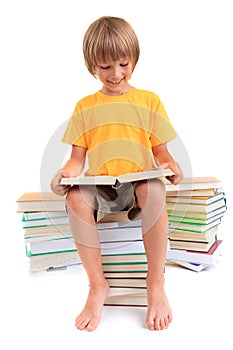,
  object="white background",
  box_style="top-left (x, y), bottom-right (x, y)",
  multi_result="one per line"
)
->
top-left (1, 1), bottom-right (232, 349)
